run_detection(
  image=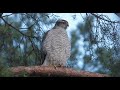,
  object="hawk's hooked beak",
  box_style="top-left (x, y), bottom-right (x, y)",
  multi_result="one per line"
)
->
top-left (67, 23), bottom-right (69, 27)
